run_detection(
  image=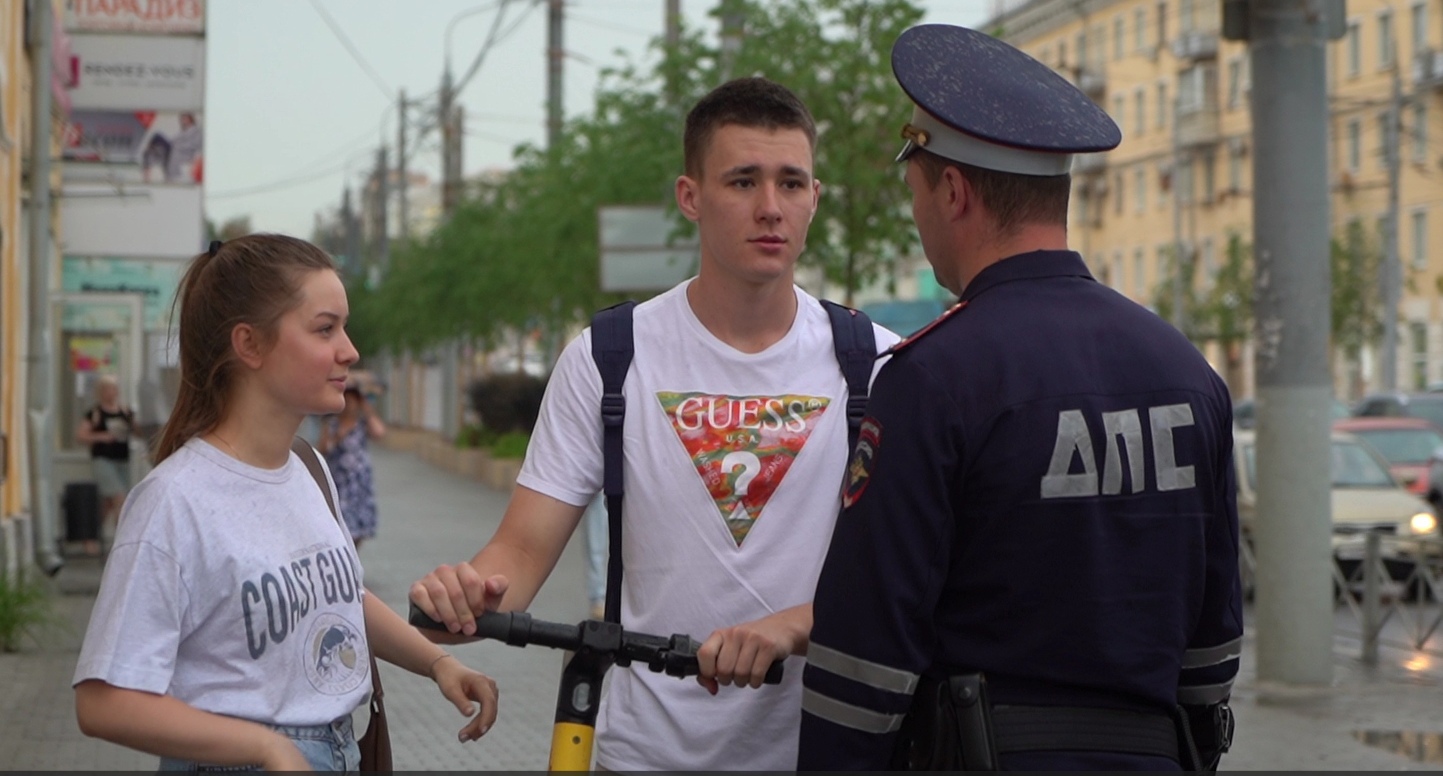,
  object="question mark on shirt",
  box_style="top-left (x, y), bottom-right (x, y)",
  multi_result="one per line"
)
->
top-left (723, 451), bottom-right (762, 497)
